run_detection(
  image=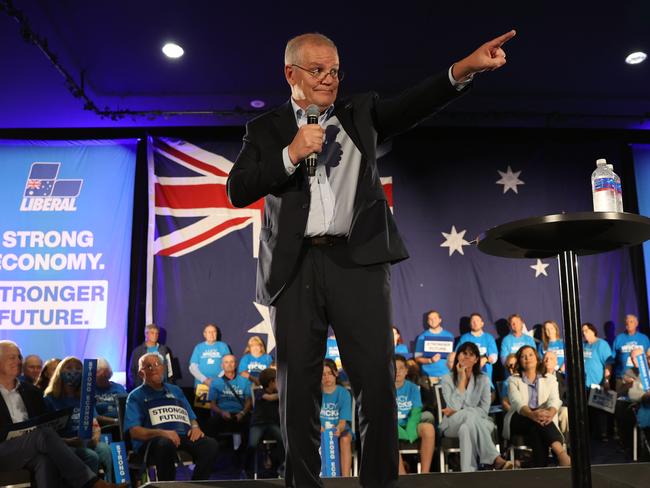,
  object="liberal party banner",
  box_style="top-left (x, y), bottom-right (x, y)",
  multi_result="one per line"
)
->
top-left (0, 139), bottom-right (136, 375)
